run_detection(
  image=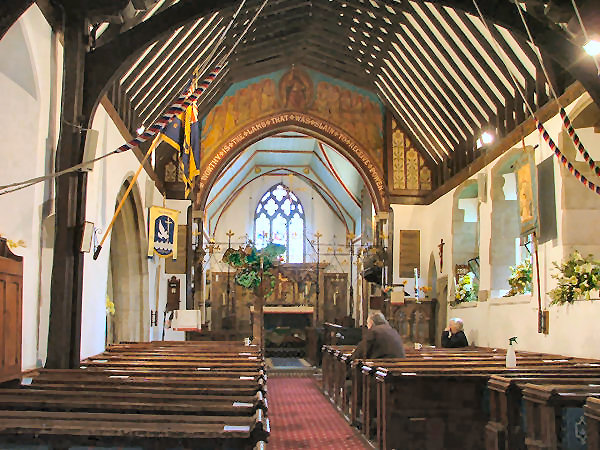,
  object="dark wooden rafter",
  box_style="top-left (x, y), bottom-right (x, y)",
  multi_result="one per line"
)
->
top-left (0, 0), bottom-right (35, 41)
top-left (400, 3), bottom-right (495, 121)
top-left (383, 41), bottom-right (466, 145)
top-left (428, 4), bottom-right (511, 101)
top-left (125, 14), bottom-right (223, 102)
top-left (375, 75), bottom-right (445, 164)
top-left (137, 31), bottom-right (229, 125)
